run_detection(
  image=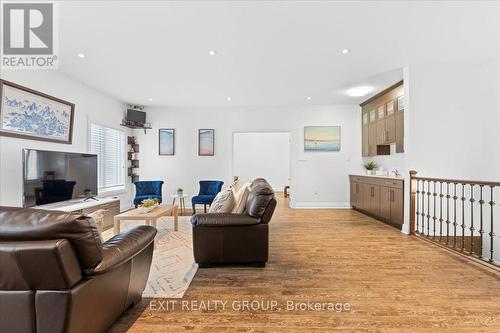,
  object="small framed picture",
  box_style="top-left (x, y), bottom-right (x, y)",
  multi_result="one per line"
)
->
top-left (198, 129), bottom-right (214, 156)
top-left (159, 129), bottom-right (175, 155)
